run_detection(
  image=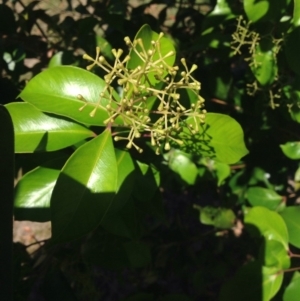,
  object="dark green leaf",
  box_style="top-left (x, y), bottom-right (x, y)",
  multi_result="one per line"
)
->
top-left (123, 241), bottom-right (151, 268)
top-left (108, 148), bottom-right (135, 212)
top-left (285, 27), bottom-right (300, 75)
top-left (51, 129), bottom-right (118, 243)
